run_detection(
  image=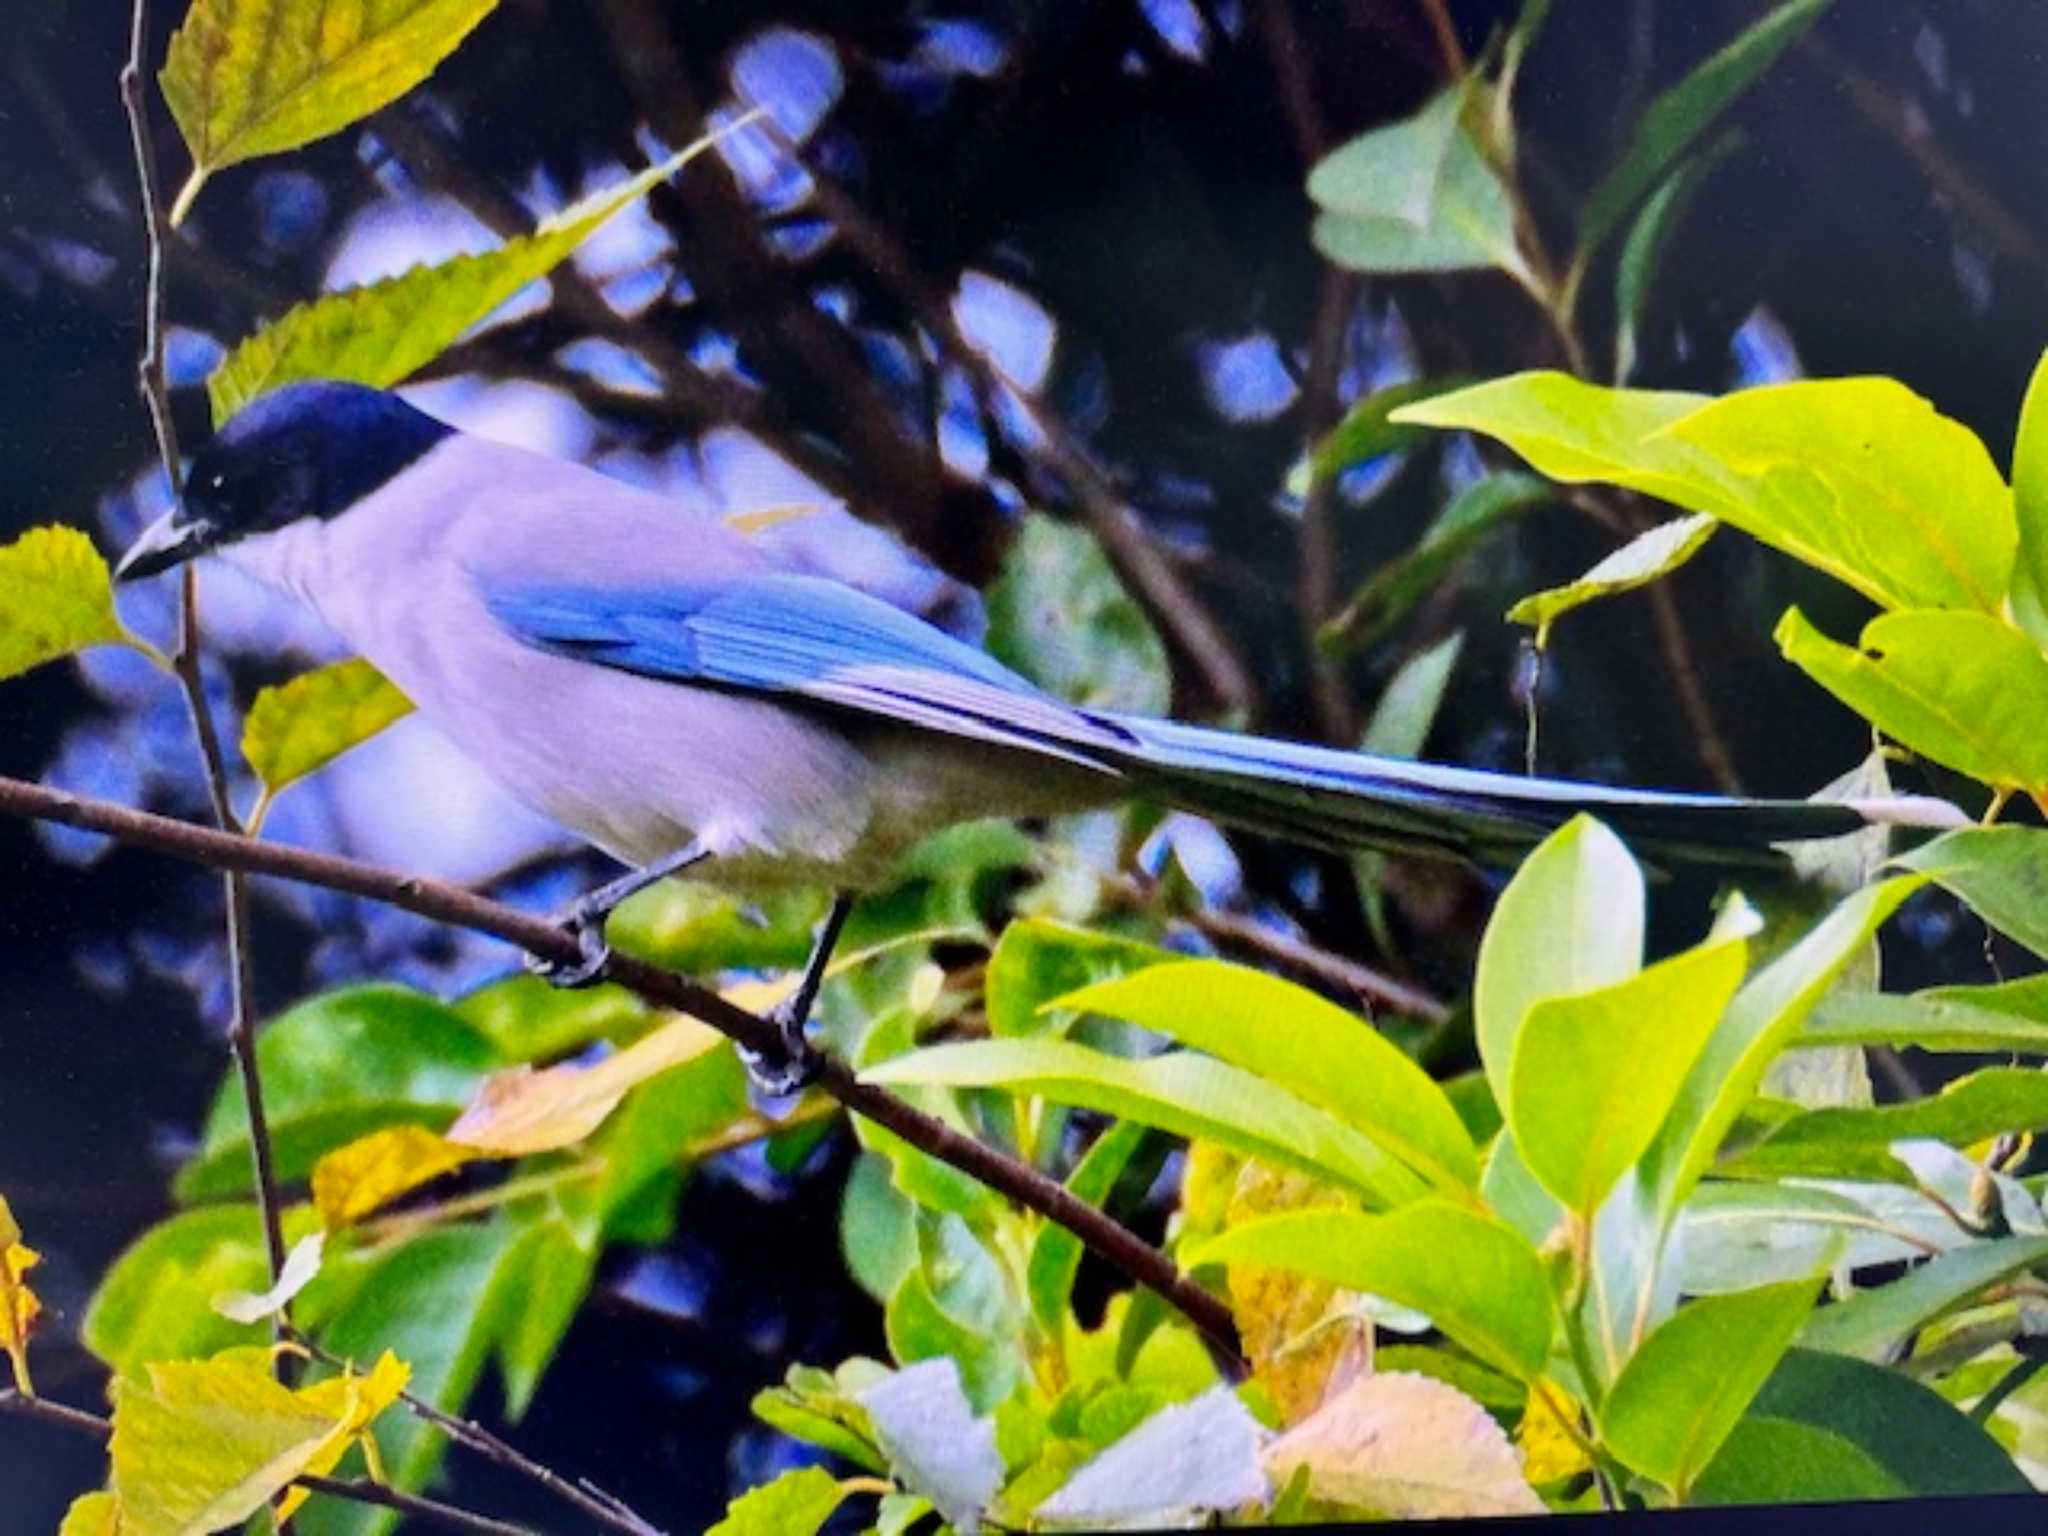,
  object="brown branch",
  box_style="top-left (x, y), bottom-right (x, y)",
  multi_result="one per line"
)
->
top-left (120, 0), bottom-right (290, 1292)
top-left (0, 775), bottom-right (1243, 1367)
top-left (0, 1391), bottom-right (536, 1536)
top-left (1297, 268), bottom-right (1359, 746)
